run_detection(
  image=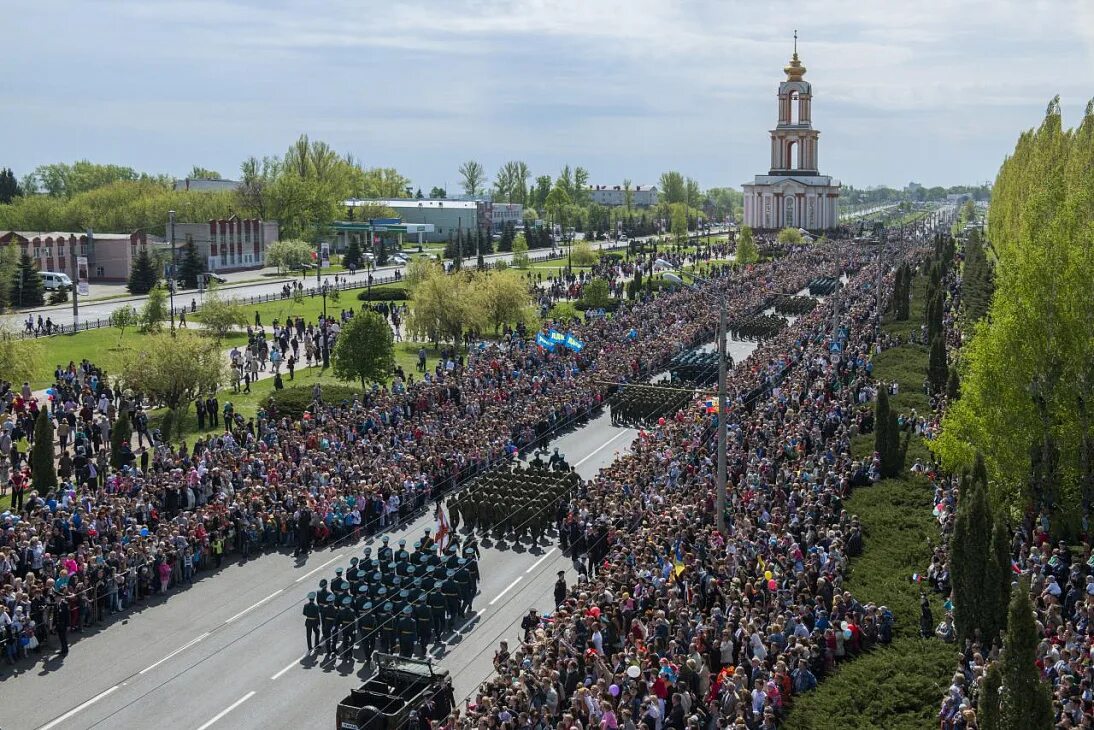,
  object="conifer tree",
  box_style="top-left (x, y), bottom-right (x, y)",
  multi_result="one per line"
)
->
top-left (177, 238), bottom-right (205, 289)
top-left (111, 411), bottom-right (130, 469)
top-left (30, 409), bottom-right (56, 493)
top-left (874, 386), bottom-right (891, 460)
top-left (342, 236), bottom-right (362, 270)
top-left (127, 245), bottom-right (159, 294)
top-left (10, 251), bottom-right (44, 307)
top-left (978, 661), bottom-right (1003, 730)
top-left (928, 333), bottom-right (949, 394)
top-left (999, 577), bottom-right (1054, 728)
top-left (951, 454), bottom-right (993, 644)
